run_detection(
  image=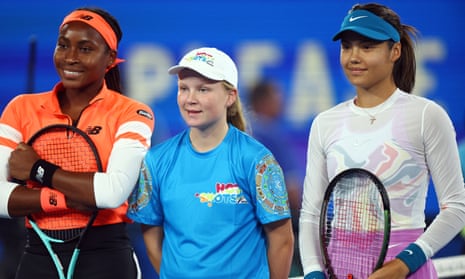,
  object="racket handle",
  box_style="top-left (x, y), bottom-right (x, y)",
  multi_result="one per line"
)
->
top-left (67, 249), bottom-right (80, 279)
top-left (50, 250), bottom-right (66, 279)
